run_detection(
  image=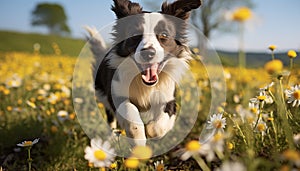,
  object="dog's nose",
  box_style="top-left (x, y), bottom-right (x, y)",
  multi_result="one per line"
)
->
top-left (140, 47), bottom-right (156, 61)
